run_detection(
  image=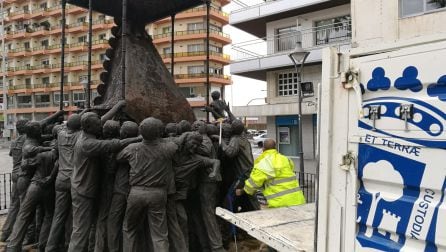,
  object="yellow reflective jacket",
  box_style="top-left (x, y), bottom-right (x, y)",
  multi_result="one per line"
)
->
top-left (244, 149), bottom-right (306, 208)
